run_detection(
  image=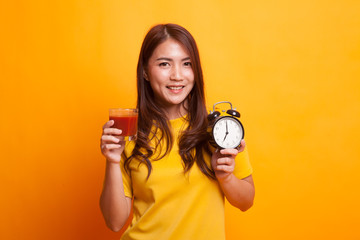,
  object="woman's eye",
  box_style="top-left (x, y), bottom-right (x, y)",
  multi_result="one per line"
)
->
top-left (184, 61), bottom-right (192, 66)
top-left (159, 62), bottom-right (170, 67)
